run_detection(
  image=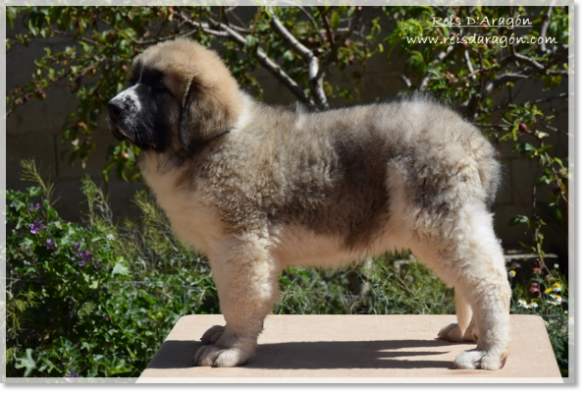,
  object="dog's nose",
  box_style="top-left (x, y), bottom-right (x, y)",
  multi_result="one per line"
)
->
top-left (107, 100), bottom-right (124, 120)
